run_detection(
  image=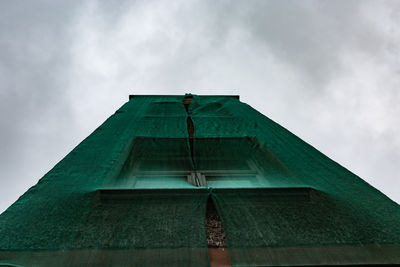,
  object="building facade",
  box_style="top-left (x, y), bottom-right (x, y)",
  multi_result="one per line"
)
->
top-left (0, 94), bottom-right (399, 266)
